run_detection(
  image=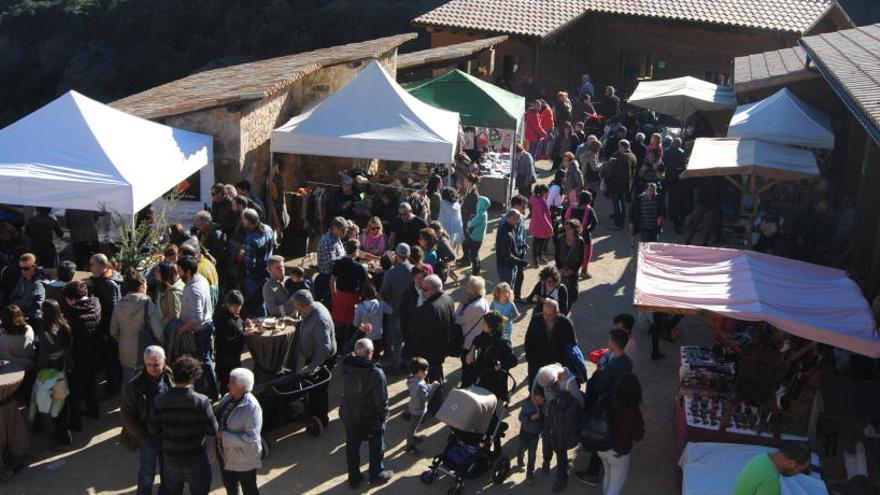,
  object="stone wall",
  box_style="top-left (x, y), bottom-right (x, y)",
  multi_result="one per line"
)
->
top-left (163, 107), bottom-right (242, 184)
top-left (248, 50), bottom-right (399, 194)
